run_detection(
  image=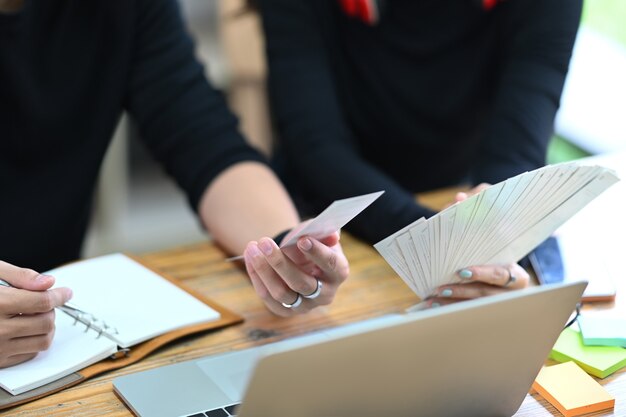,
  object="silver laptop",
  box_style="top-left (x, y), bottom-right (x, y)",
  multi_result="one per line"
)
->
top-left (113, 282), bottom-right (585, 417)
